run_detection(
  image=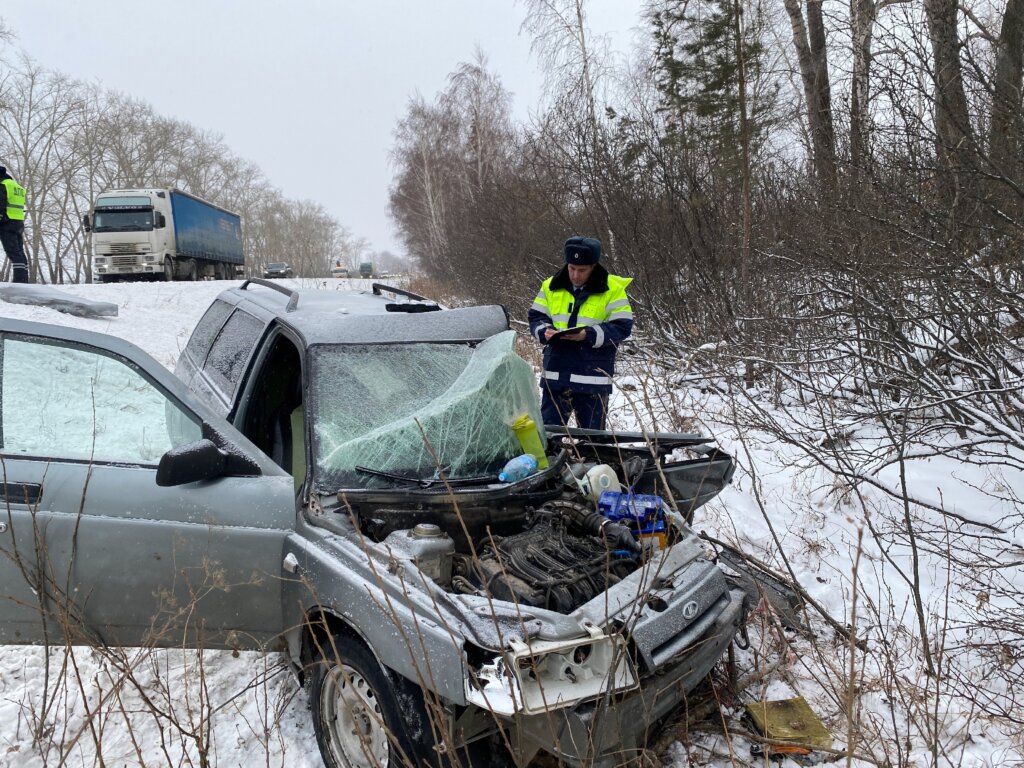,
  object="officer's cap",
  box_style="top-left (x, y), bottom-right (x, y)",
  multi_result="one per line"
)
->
top-left (564, 236), bottom-right (601, 265)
